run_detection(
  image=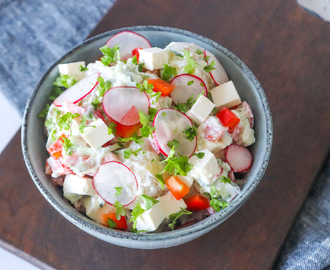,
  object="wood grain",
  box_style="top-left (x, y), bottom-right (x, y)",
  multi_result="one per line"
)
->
top-left (1, 0), bottom-right (330, 269)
